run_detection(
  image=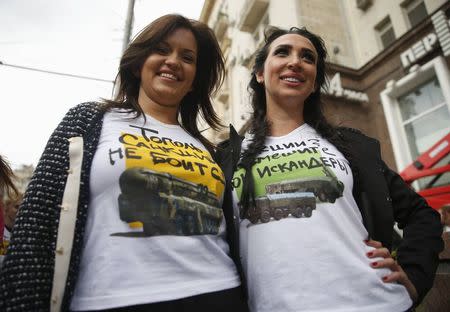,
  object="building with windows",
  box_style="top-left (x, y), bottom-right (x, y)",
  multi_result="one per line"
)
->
top-left (200, 0), bottom-right (450, 181)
